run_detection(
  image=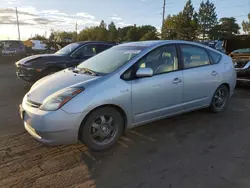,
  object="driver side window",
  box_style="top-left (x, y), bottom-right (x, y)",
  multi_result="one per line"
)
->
top-left (137, 45), bottom-right (178, 75)
top-left (122, 45), bottom-right (179, 80)
top-left (73, 44), bottom-right (97, 58)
